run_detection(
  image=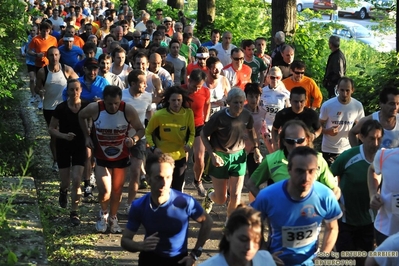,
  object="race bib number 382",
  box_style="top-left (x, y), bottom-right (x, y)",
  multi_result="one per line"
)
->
top-left (281, 222), bottom-right (318, 248)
